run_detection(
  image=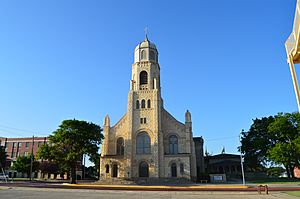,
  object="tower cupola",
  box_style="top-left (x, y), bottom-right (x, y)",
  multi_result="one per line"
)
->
top-left (134, 35), bottom-right (158, 63)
